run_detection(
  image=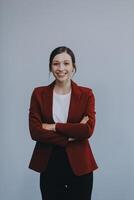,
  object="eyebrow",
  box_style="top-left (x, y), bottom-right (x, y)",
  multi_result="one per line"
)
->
top-left (53, 60), bottom-right (71, 62)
